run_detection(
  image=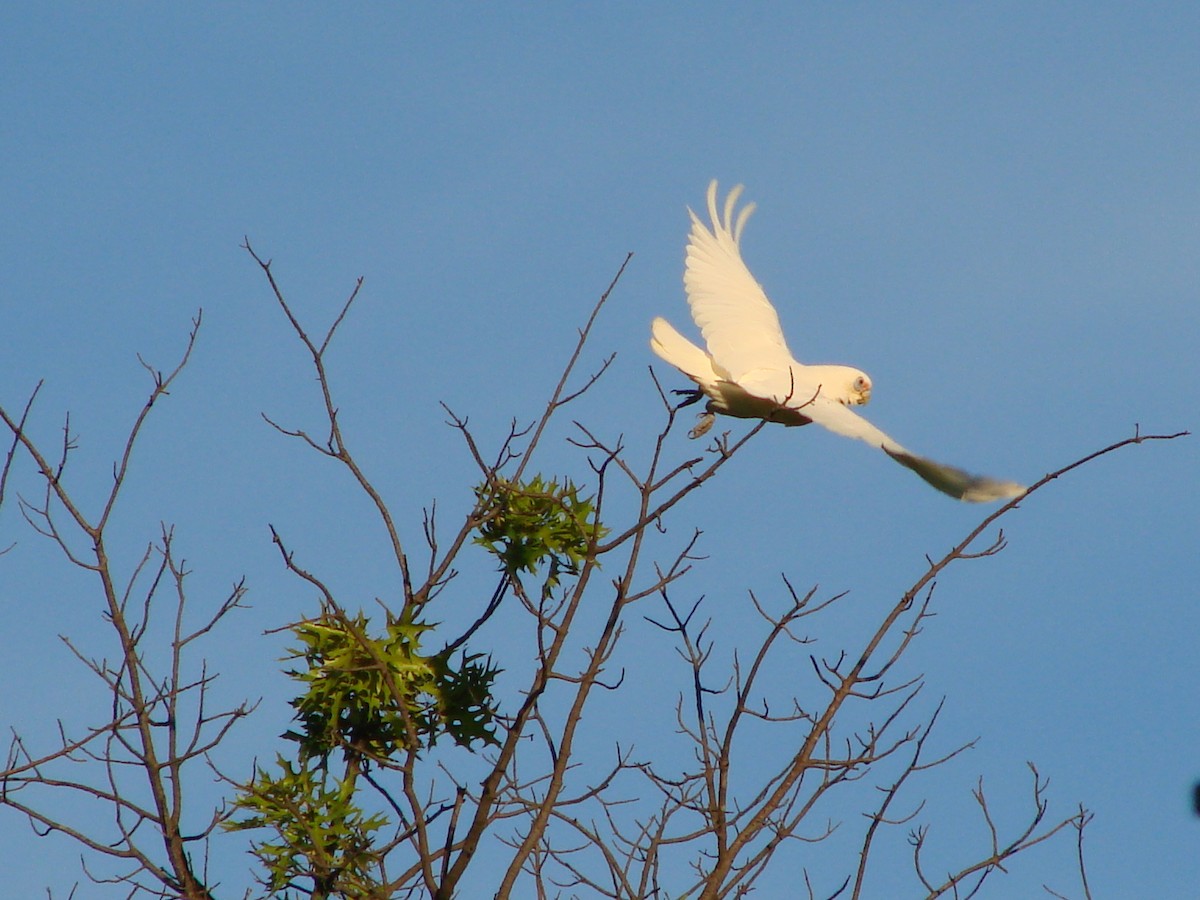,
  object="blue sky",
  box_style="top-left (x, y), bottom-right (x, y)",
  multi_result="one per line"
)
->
top-left (2, 5), bottom-right (1197, 897)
